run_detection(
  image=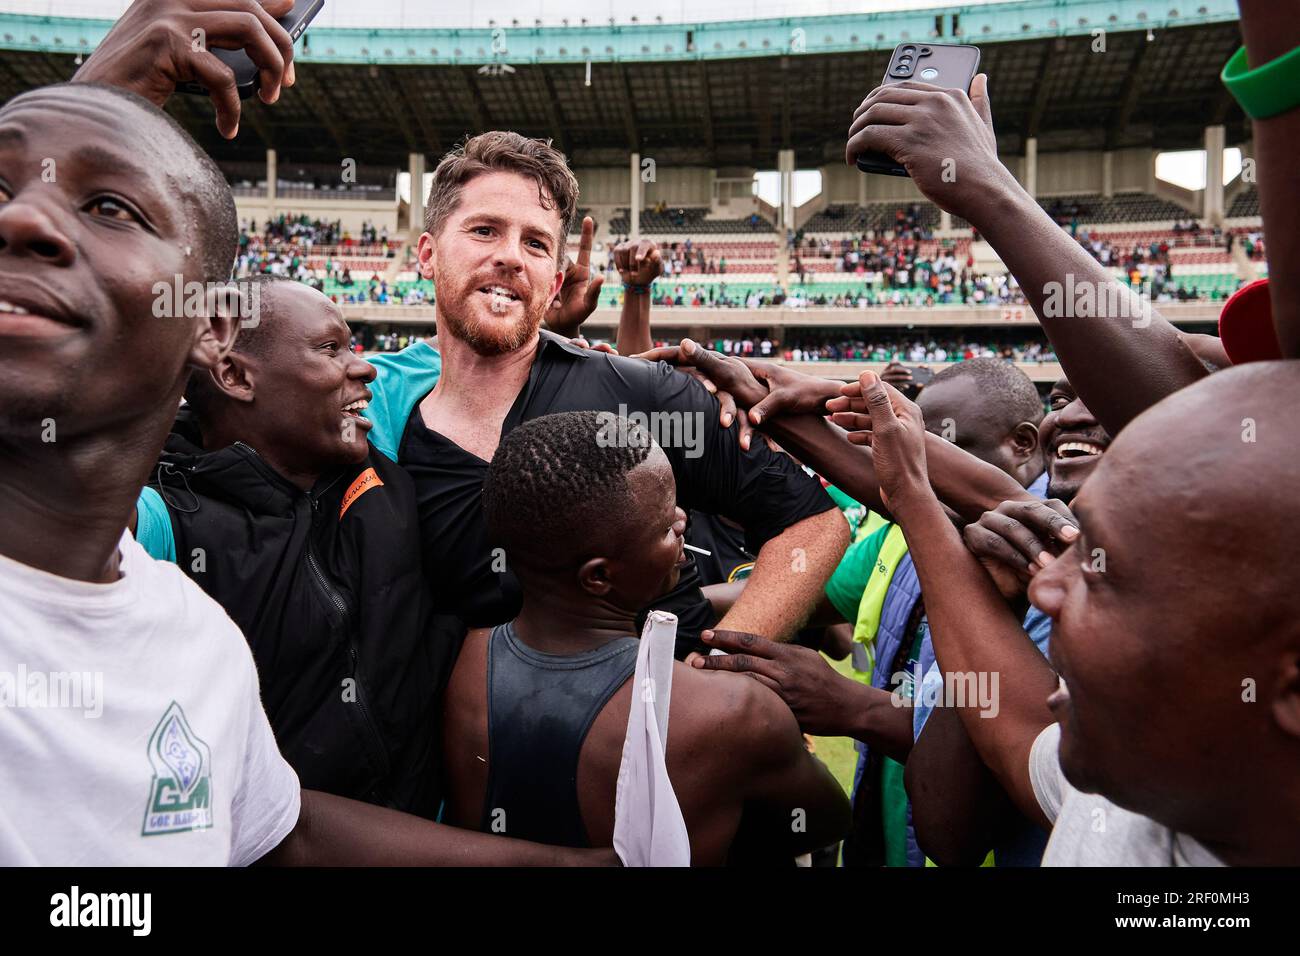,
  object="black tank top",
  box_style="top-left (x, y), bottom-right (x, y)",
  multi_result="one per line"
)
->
top-left (481, 622), bottom-right (639, 847)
